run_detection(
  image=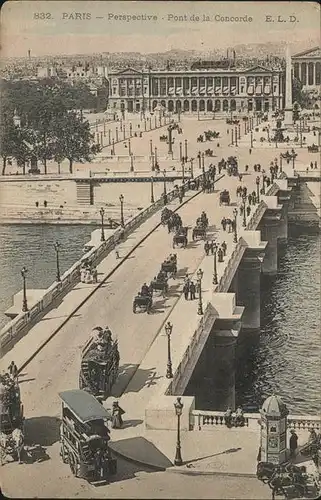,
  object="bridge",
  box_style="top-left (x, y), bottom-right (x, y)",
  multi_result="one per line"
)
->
top-left (0, 112), bottom-right (320, 495)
